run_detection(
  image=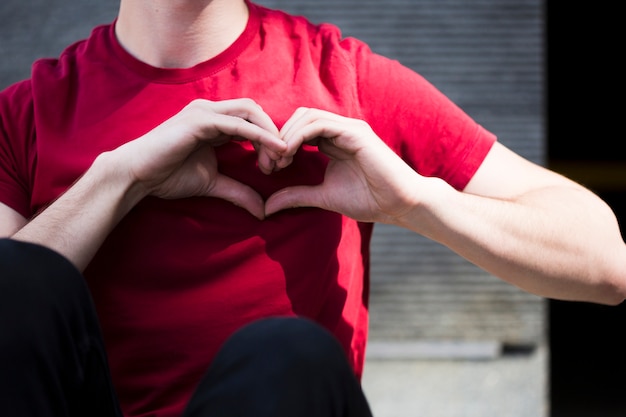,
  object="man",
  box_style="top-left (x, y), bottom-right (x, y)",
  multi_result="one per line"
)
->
top-left (1, 0), bottom-right (625, 416)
